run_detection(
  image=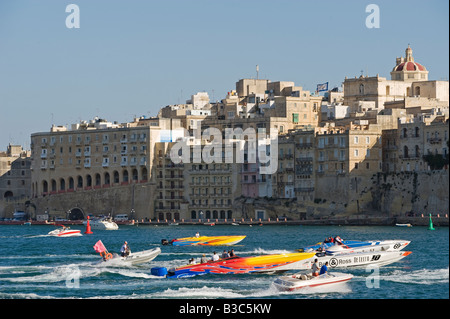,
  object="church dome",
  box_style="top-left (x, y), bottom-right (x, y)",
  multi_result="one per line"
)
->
top-left (390, 45), bottom-right (428, 81)
top-left (393, 61), bottom-right (426, 72)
